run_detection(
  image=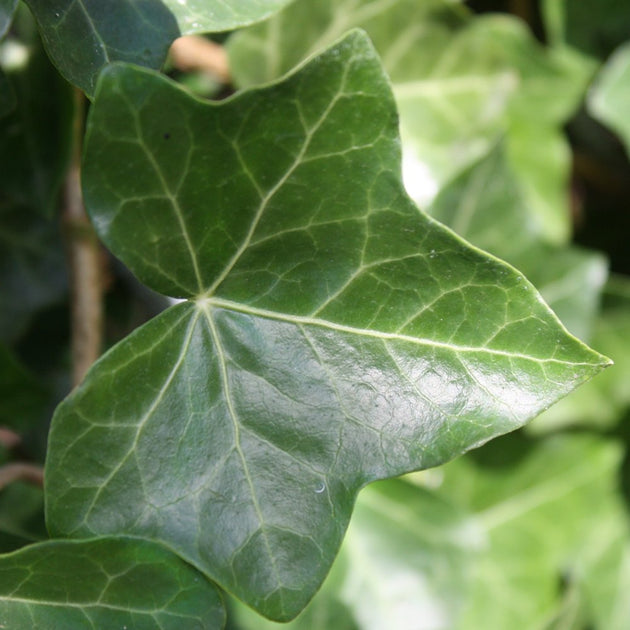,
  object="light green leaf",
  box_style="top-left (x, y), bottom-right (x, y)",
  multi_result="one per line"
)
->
top-left (0, 0), bottom-right (17, 39)
top-left (589, 42), bottom-right (630, 157)
top-left (0, 537), bottom-right (225, 628)
top-left (438, 433), bottom-right (624, 630)
top-left (46, 32), bottom-right (608, 621)
top-left (24, 0), bottom-right (295, 95)
top-left (227, 0), bottom-right (587, 241)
